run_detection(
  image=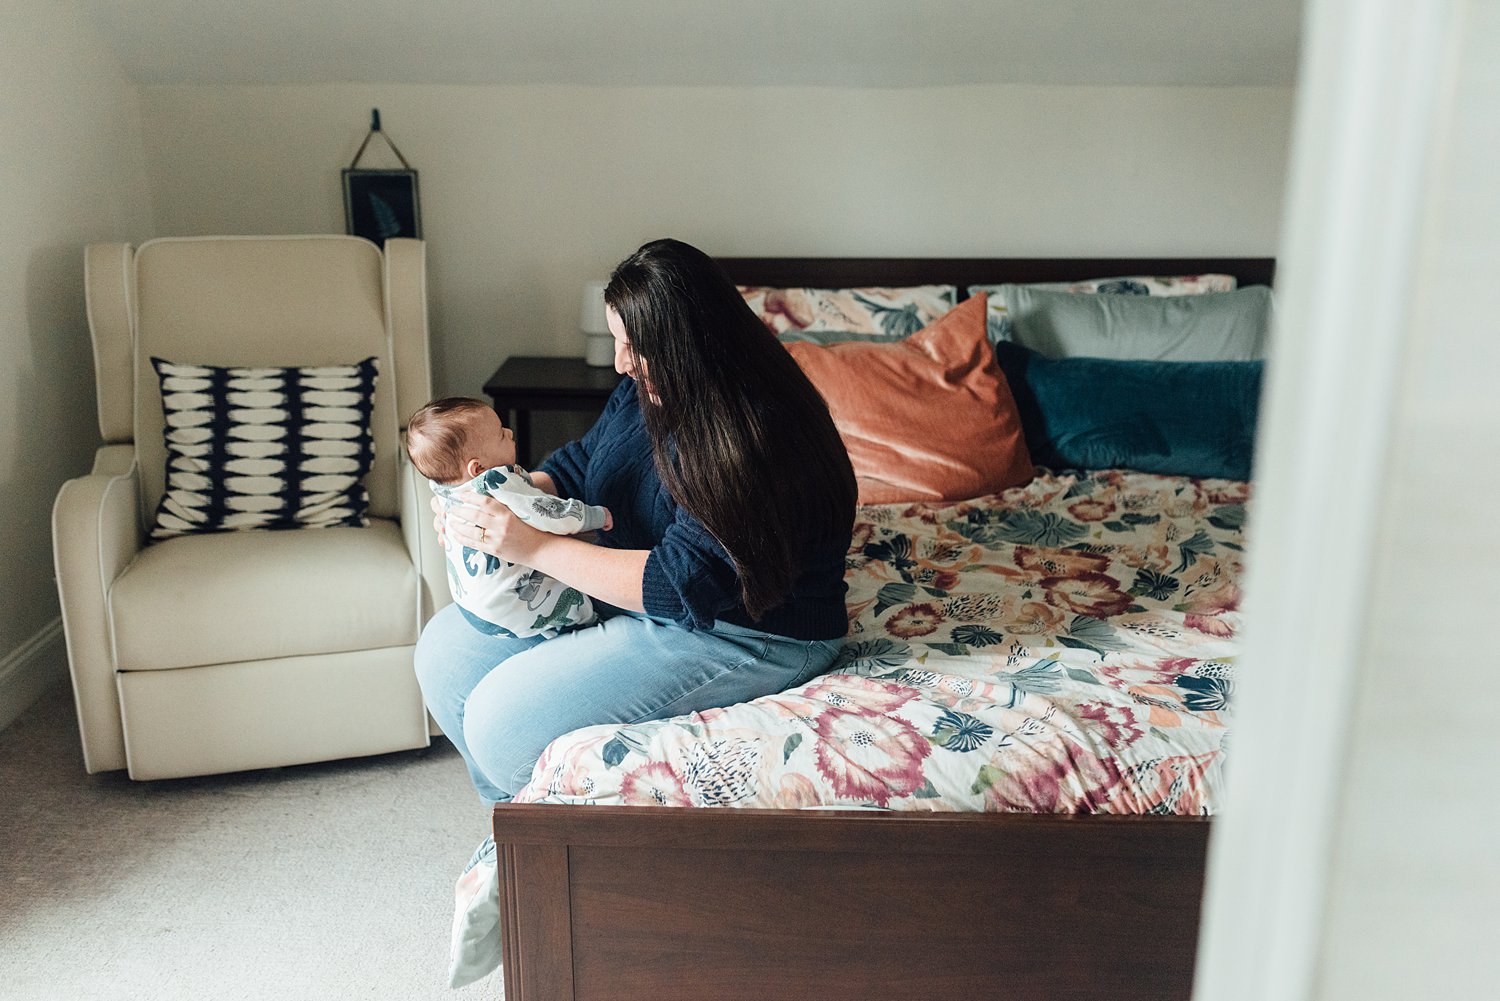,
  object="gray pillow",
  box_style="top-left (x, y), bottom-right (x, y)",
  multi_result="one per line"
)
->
top-left (775, 329), bottom-right (908, 345)
top-left (997, 284), bottom-right (1272, 361)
